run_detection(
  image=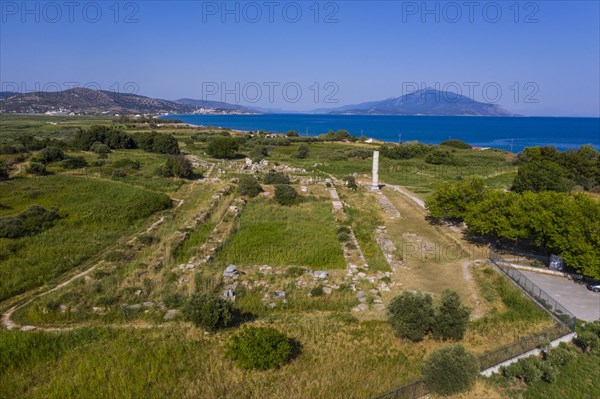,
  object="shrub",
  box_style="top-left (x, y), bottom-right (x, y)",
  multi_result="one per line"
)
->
top-left (345, 242), bottom-right (357, 250)
top-left (249, 146), bottom-right (269, 162)
top-left (112, 169), bottom-right (127, 178)
top-left (207, 136), bottom-right (239, 159)
top-left (544, 344), bottom-right (577, 367)
top-left (0, 165), bottom-right (8, 180)
top-left (294, 145), bottom-right (310, 159)
top-left (73, 125), bottom-right (135, 150)
top-left (163, 292), bottom-right (186, 309)
top-left (337, 226), bottom-right (350, 234)
top-left (160, 155), bottom-right (193, 178)
top-left (285, 266), bottom-right (305, 278)
top-left (226, 327), bottom-right (294, 370)
top-left (440, 139), bottom-right (472, 149)
top-left (387, 291), bottom-right (434, 341)
top-left (0, 205), bottom-right (60, 239)
top-left (36, 147), bottom-right (65, 164)
top-left (112, 158), bottom-right (140, 170)
top-left (432, 289), bottom-right (471, 340)
top-left (134, 132), bottom-right (180, 155)
top-left (421, 345), bottom-right (479, 396)
top-left (91, 142), bottom-right (111, 155)
top-left (274, 184), bottom-right (299, 206)
top-left (26, 162), bottom-right (47, 175)
top-left (183, 292), bottom-right (234, 331)
top-left (425, 148), bottom-right (459, 165)
top-left (61, 156), bottom-right (88, 169)
top-left (342, 175), bottom-right (358, 190)
top-left (238, 175), bottom-right (263, 197)
top-left (337, 232), bottom-right (350, 242)
top-left (310, 285), bottom-right (324, 297)
top-left (263, 170), bottom-right (290, 184)
top-left (574, 330), bottom-right (599, 353)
